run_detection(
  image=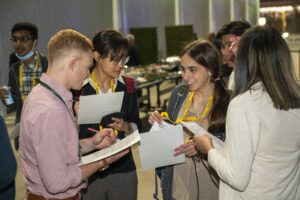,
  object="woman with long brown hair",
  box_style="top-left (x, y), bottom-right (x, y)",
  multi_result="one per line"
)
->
top-left (195, 26), bottom-right (300, 199)
top-left (149, 40), bottom-right (230, 200)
